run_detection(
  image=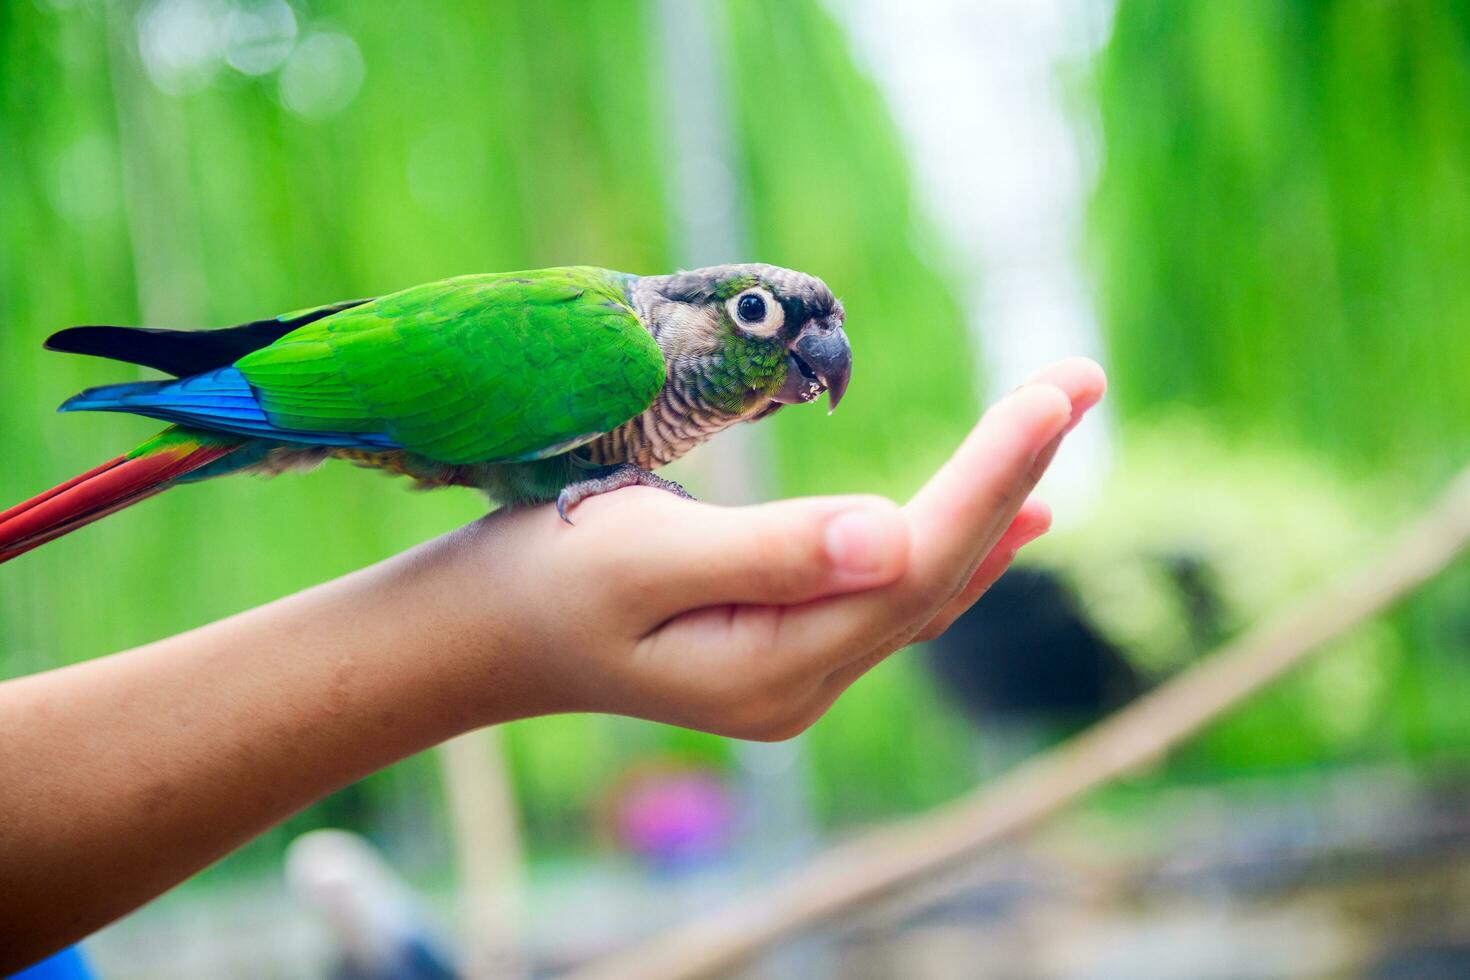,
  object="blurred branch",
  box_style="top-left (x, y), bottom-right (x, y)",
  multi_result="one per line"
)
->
top-left (439, 728), bottom-right (527, 980)
top-left (568, 465), bottom-right (1470, 980)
